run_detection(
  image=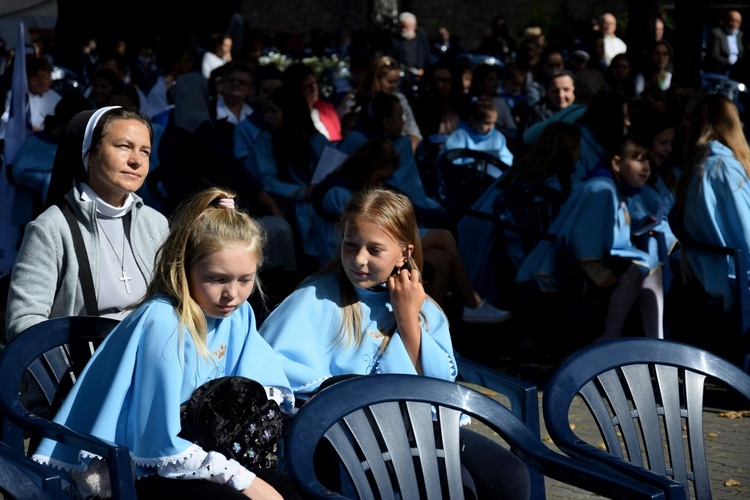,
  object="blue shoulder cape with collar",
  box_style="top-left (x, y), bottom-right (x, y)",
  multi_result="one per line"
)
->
top-left (33, 296), bottom-right (292, 476)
